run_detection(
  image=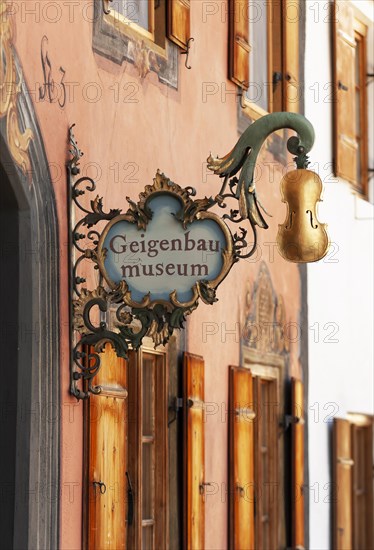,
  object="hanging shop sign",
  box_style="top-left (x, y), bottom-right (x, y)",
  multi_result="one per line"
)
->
top-left (96, 184), bottom-right (234, 304)
top-left (68, 112), bottom-right (329, 398)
